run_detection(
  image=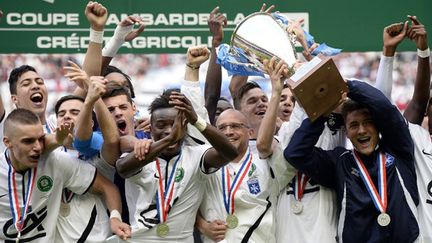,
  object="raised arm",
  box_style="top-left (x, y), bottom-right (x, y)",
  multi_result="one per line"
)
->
top-left (348, 80), bottom-right (414, 161)
top-left (204, 7), bottom-right (227, 125)
top-left (375, 21), bottom-right (408, 99)
top-left (403, 15), bottom-right (430, 125)
top-left (284, 117), bottom-right (338, 188)
top-left (169, 92), bottom-right (238, 170)
top-left (116, 111), bottom-right (187, 178)
top-left (257, 57), bottom-right (287, 158)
